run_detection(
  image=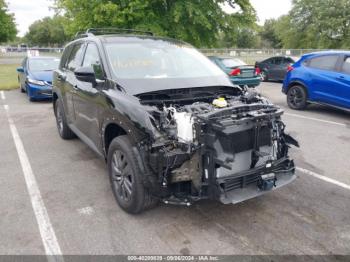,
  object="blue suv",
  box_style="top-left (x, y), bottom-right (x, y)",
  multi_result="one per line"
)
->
top-left (282, 51), bottom-right (350, 110)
